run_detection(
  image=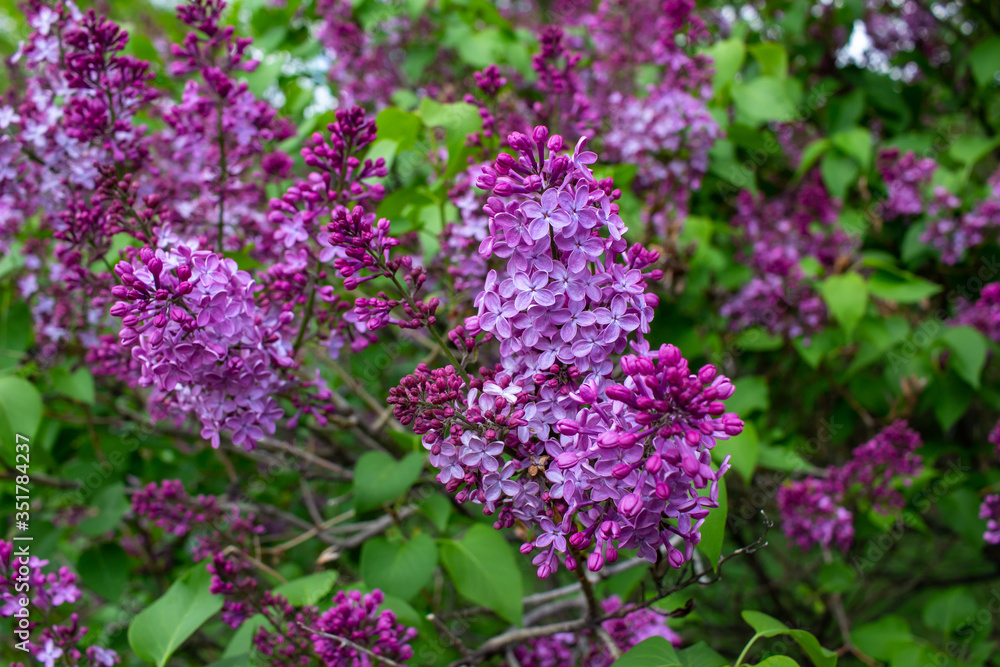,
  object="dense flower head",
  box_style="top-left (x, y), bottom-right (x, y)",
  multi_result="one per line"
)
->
top-left (0, 541), bottom-right (118, 667)
top-left (778, 421), bottom-right (923, 551)
top-left (311, 589), bottom-right (418, 666)
top-left (604, 83), bottom-right (721, 235)
top-left (110, 244), bottom-right (291, 449)
top-left (981, 495), bottom-right (1000, 545)
top-left (878, 148), bottom-right (937, 220)
top-left (919, 171), bottom-right (1000, 265)
top-left (390, 128), bottom-right (744, 578)
top-left (722, 174), bottom-right (853, 338)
